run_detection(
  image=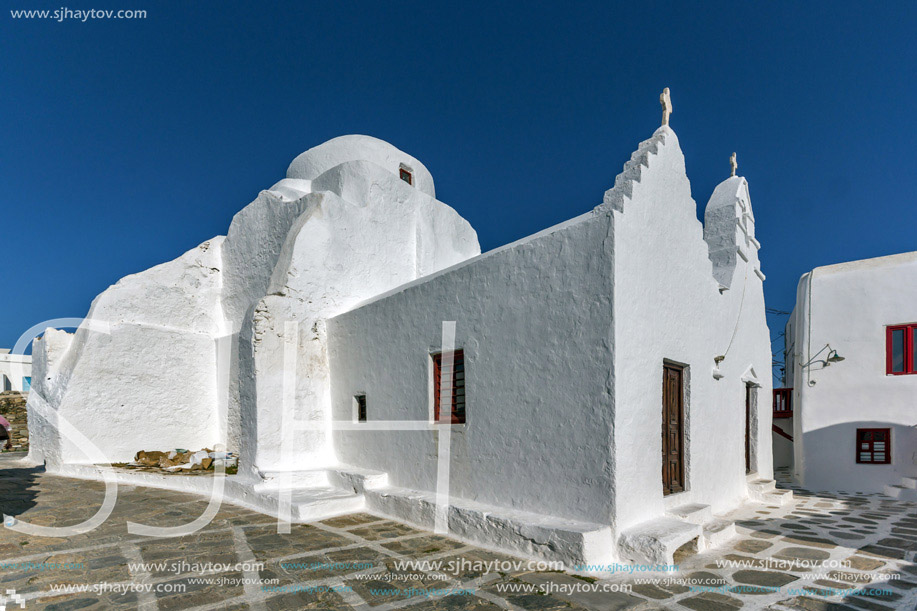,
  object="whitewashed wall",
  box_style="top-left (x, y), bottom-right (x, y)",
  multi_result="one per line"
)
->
top-left (773, 419), bottom-right (794, 469)
top-left (328, 211), bottom-right (618, 524)
top-left (788, 253), bottom-right (917, 492)
top-left (29, 239), bottom-right (226, 464)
